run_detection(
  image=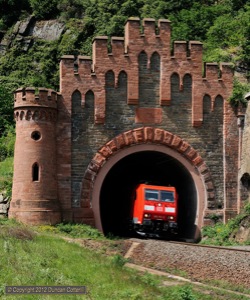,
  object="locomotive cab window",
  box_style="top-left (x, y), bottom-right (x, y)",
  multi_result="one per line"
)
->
top-left (145, 189), bottom-right (159, 200)
top-left (161, 191), bottom-right (174, 202)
